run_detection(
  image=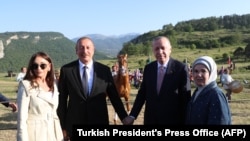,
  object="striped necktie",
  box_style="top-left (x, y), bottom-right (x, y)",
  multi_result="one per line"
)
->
top-left (82, 66), bottom-right (89, 96)
top-left (157, 66), bottom-right (165, 94)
